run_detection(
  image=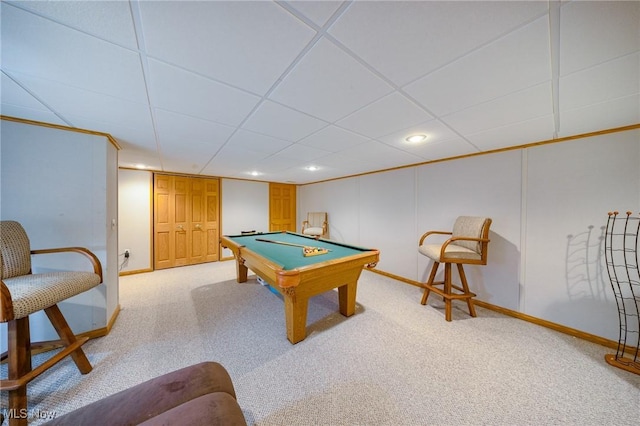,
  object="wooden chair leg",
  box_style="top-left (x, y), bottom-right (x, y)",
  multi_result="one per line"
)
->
top-left (2, 307), bottom-right (94, 425)
top-left (44, 305), bottom-right (92, 374)
top-left (457, 264), bottom-right (477, 318)
top-left (7, 318), bottom-right (31, 426)
top-left (421, 262), bottom-right (439, 305)
top-left (444, 263), bottom-right (453, 321)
